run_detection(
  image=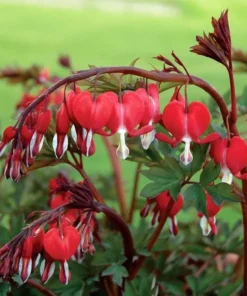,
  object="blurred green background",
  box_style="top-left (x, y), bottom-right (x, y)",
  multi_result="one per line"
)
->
top-left (0, 0), bottom-right (246, 224)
